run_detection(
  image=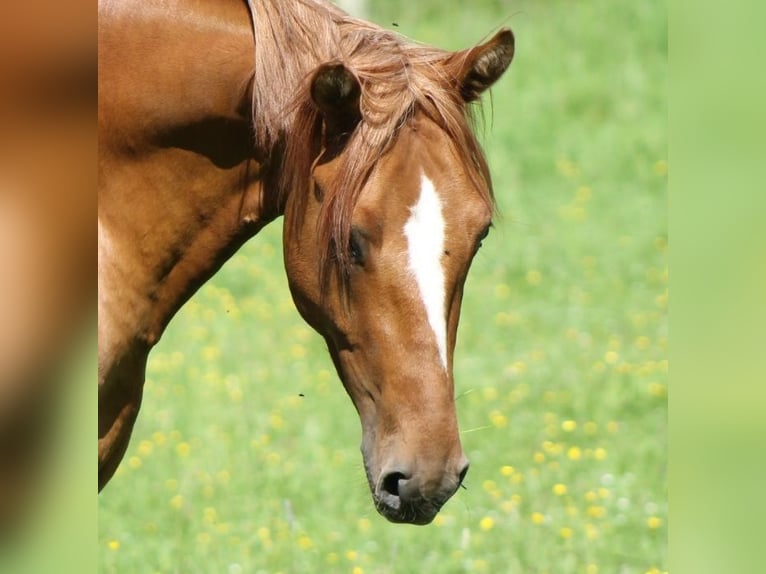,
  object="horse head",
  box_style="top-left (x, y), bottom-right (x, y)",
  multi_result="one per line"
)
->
top-left (282, 29), bottom-right (514, 524)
